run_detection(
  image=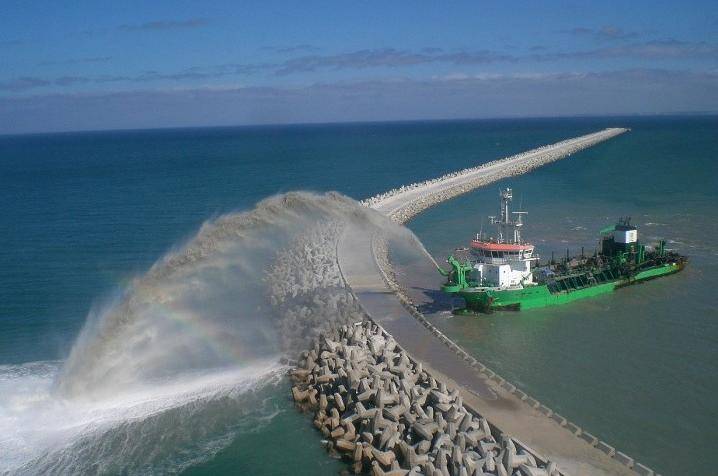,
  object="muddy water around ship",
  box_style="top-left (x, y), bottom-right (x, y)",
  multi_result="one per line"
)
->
top-left (403, 118), bottom-right (718, 475)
